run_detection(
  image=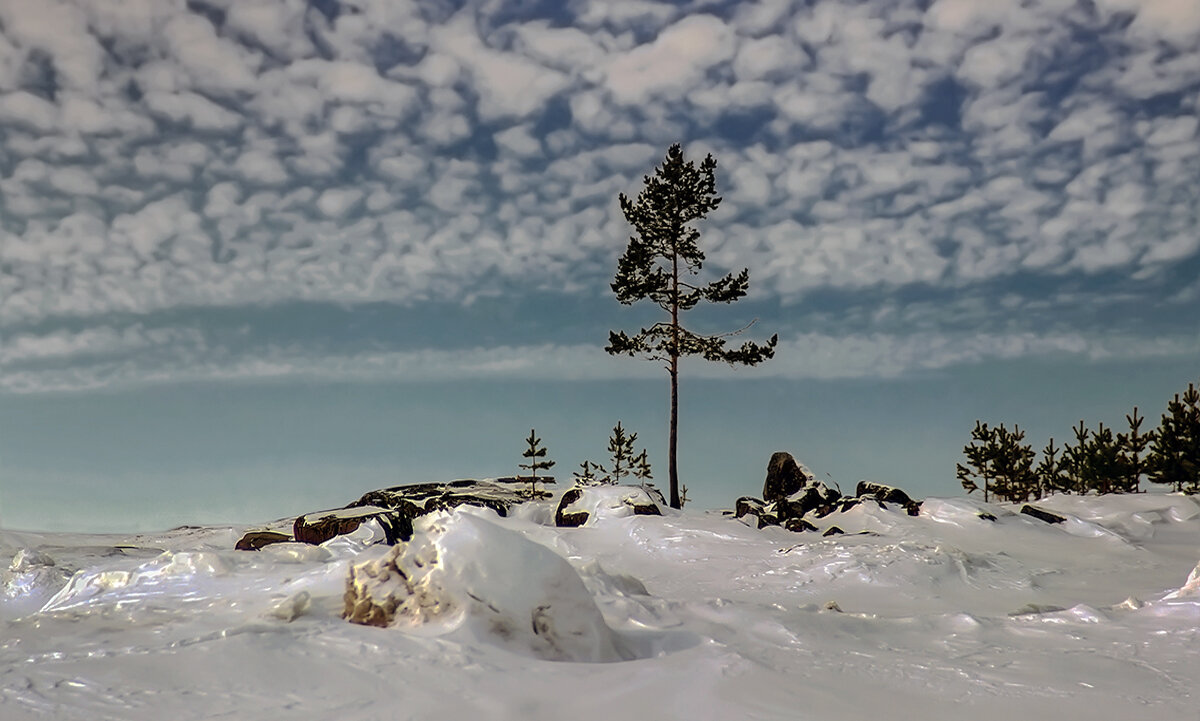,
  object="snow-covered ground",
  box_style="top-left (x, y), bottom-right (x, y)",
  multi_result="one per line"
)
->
top-left (3, 490), bottom-right (1199, 720)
